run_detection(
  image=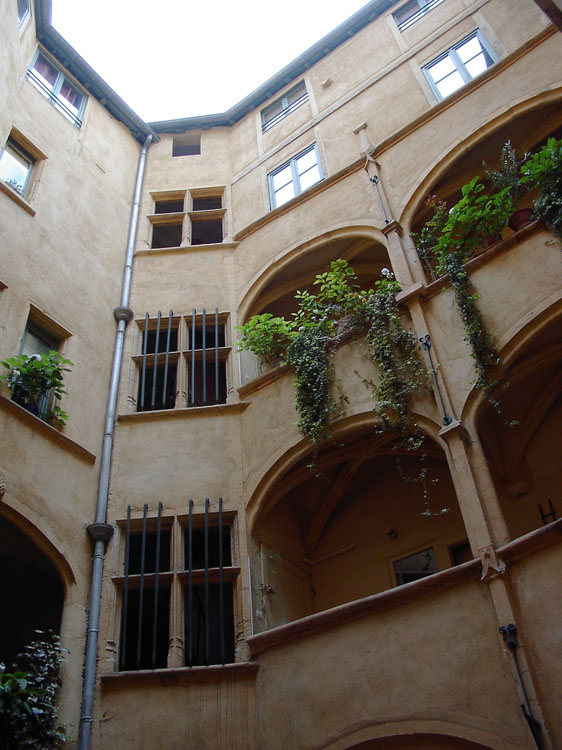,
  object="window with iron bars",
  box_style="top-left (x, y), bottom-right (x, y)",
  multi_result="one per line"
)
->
top-left (134, 309), bottom-right (230, 412)
top-left (115, 499), bottom-right (238, 671)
